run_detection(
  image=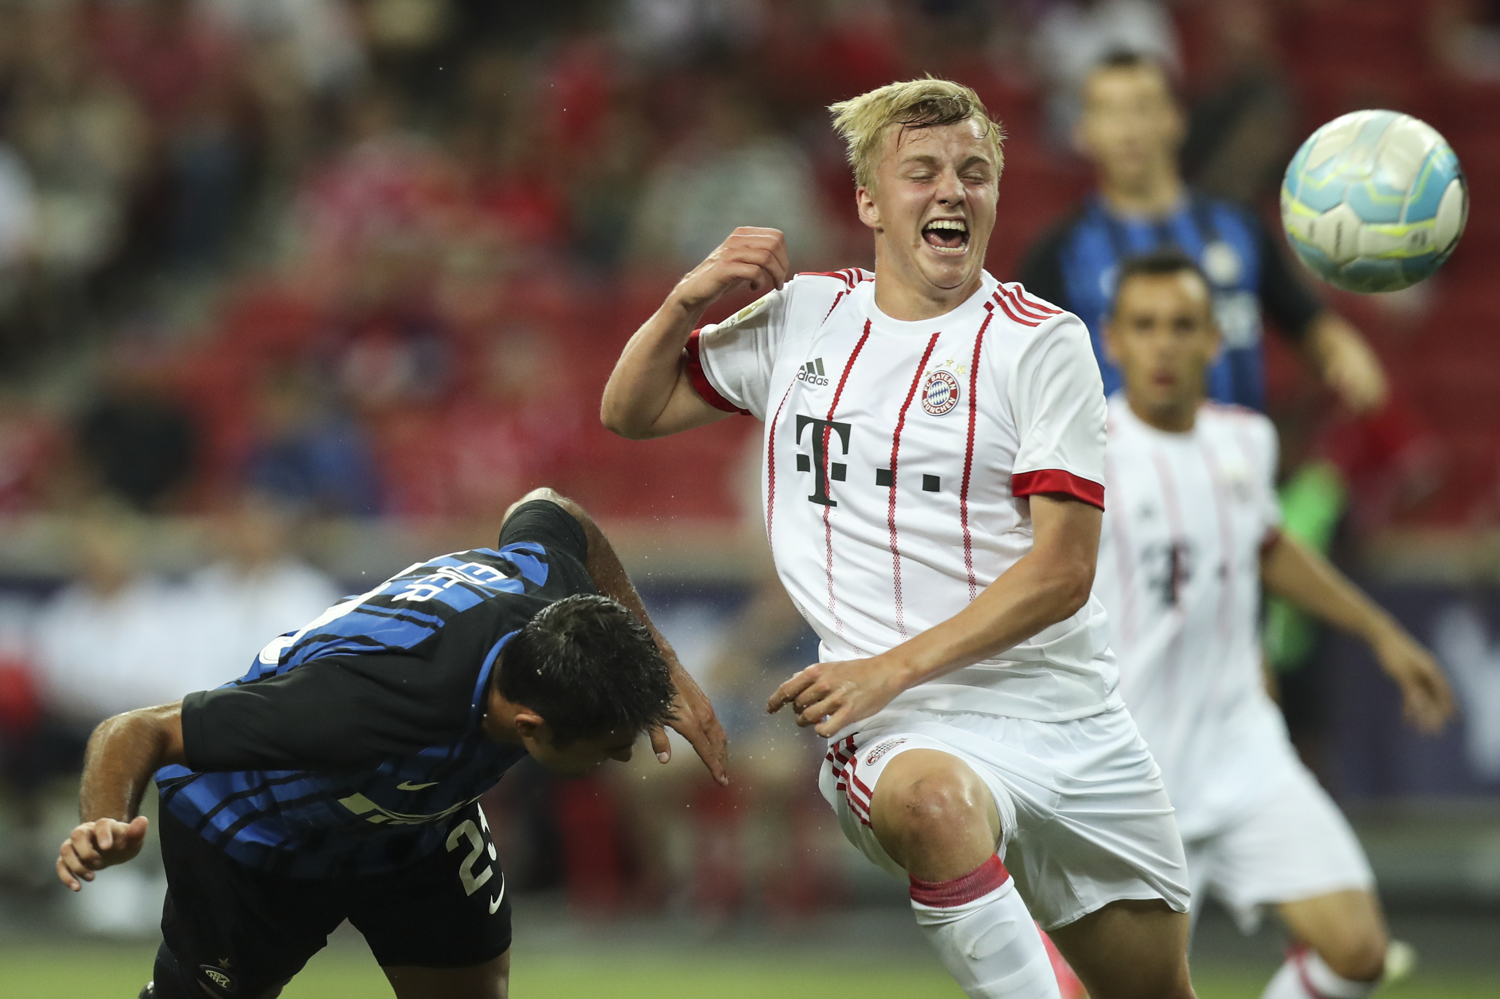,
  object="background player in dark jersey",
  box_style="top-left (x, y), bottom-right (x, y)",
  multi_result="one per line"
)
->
top-left (54, 489), bottom-right (727, 999)
top-left (1019, 52), bottom-right (1387, 415)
